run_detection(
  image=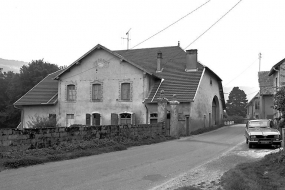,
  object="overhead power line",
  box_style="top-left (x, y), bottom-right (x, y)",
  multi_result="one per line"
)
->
top-left (131, 0), bottom-right (211, 49)
top-left (164, 0), bottom-right (243, 64)
top-left (224, 58), bottom-right (258, 86)
top-left (61, 1), bottom-right (211, 80)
